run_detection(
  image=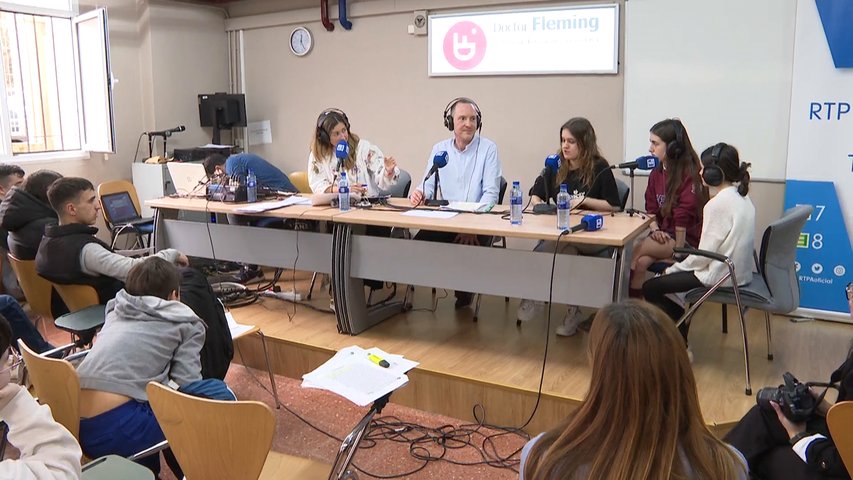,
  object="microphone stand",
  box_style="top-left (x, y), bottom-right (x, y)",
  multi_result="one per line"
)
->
top-left (328, 393), bottom-right (392, 480)
top-left (425, 169), bottom-right (448, 207)
top-left (625, 166), bottom-right (640, 217)
top-left (532, 170), bottom-right (556, 214)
